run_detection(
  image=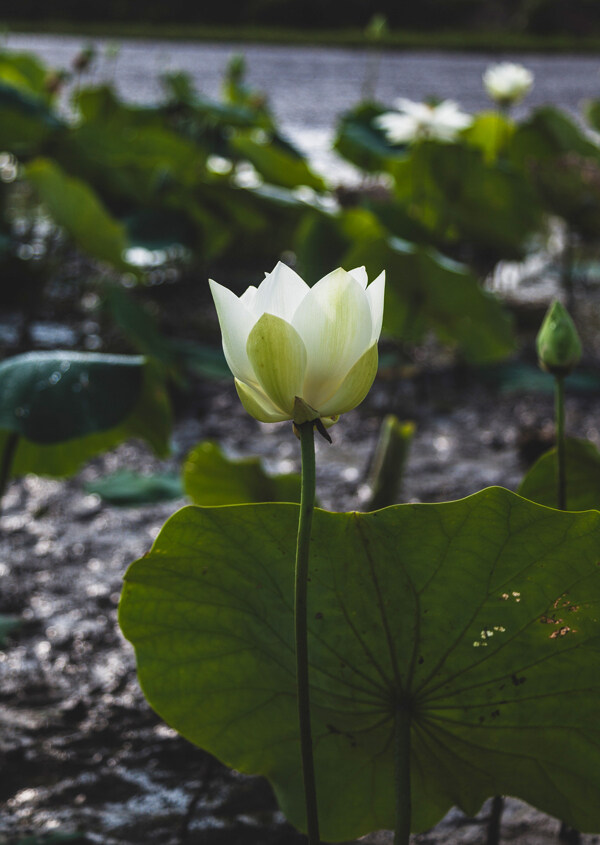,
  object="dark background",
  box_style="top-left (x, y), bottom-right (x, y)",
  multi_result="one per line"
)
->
top-left (2, 0), bottom-right (600, 35)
